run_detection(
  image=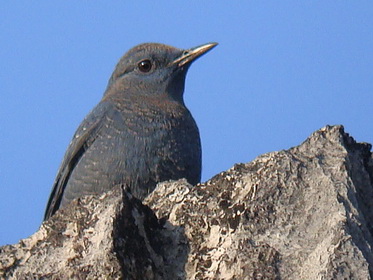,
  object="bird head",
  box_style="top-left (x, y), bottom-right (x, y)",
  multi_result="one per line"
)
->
top-left (105, 42), bottom-right (217, 104)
